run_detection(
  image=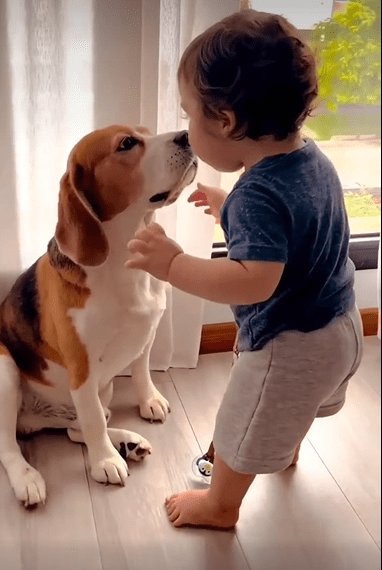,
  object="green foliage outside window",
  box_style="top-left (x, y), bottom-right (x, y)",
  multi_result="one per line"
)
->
top-left (311, 0), bottom-right (381, 112)
top-left (344, 189), bottom-right (381, 217)
top-left (344, 189), bottom-right (381, 234)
